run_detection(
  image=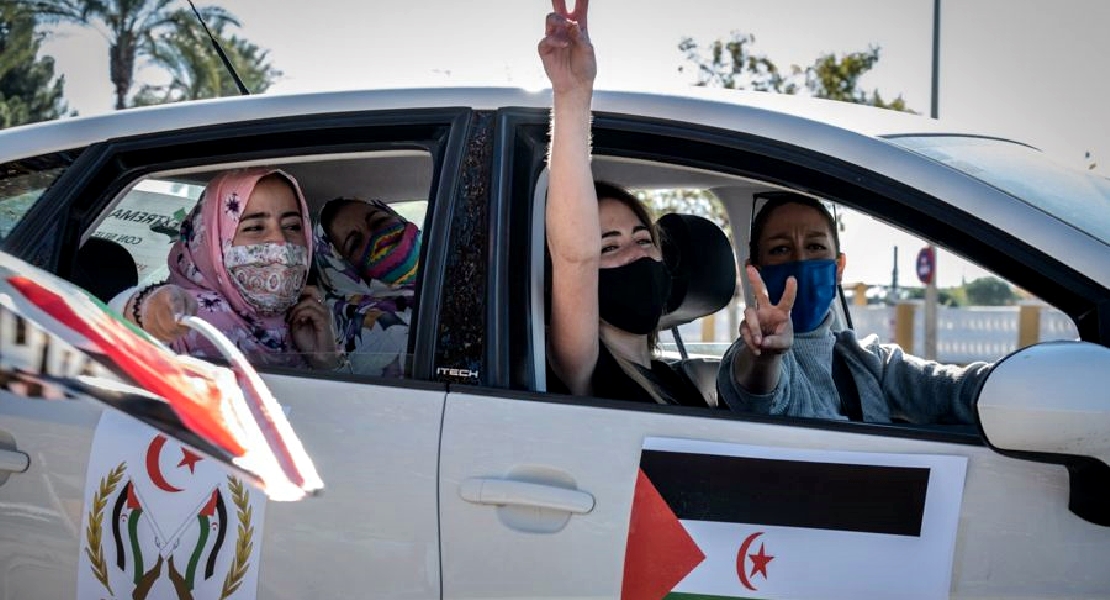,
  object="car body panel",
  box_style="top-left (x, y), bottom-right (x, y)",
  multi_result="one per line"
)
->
top-left (438, 390), bottom-right (1110, 600)
top-left (0, 370), bottom-right (445, 600)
